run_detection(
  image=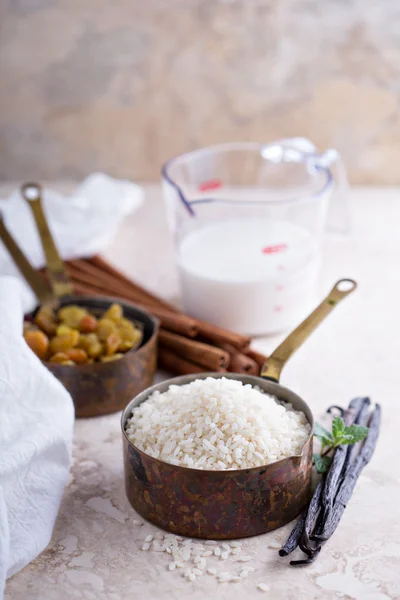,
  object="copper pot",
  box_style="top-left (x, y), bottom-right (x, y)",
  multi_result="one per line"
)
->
top-left (122, 279), bottom-right (356, 539)
top-left (36, 295), bottom-right (158, 418)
